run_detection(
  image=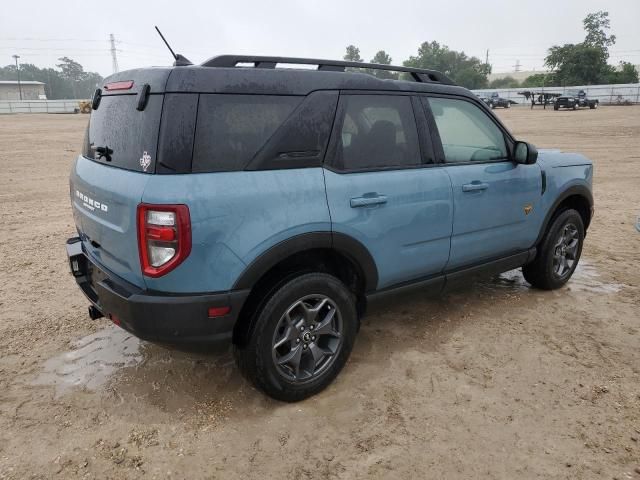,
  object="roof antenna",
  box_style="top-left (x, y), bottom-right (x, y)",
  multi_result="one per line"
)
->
top-left (154, 26), bottom-right (192, 66)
